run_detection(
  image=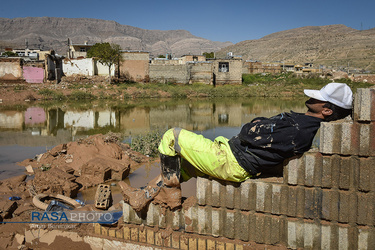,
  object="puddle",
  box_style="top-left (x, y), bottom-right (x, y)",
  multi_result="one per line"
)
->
top-left (77, 161), bottom-right (197, 205)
